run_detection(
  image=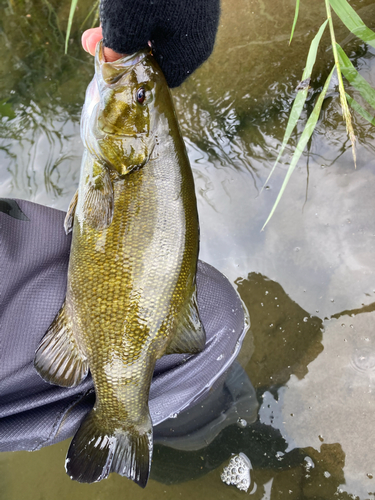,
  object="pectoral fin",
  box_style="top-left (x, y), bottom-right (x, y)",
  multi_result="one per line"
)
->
top-left (166, 292), bottom-right (206, 355)
top-left (82, 167), bottom-right (114, 231)
top-left (34, 301), bottom-right (89, 387)
top-left (64, 189), bottom-right (78, 235)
